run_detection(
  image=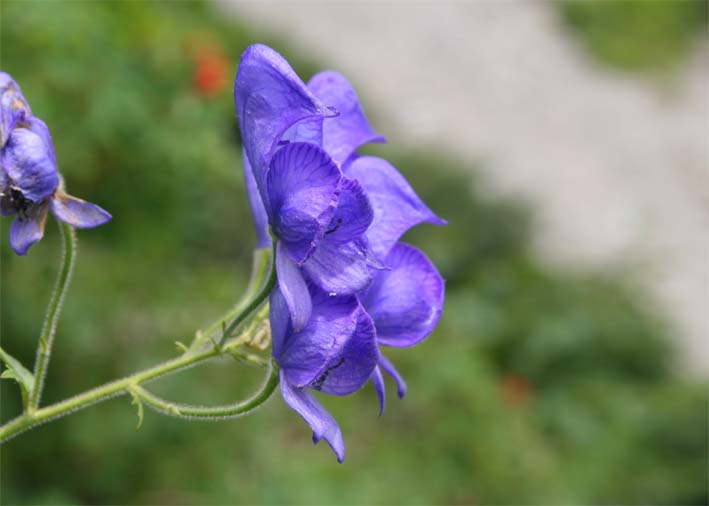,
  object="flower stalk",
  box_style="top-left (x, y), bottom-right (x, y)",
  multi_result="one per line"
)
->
top-left (29, 218), bottom-right (76, 411)
top-left (218, 239), bottom-right (277, 347)
top-left (129, 359), bottom-right (279, 421)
